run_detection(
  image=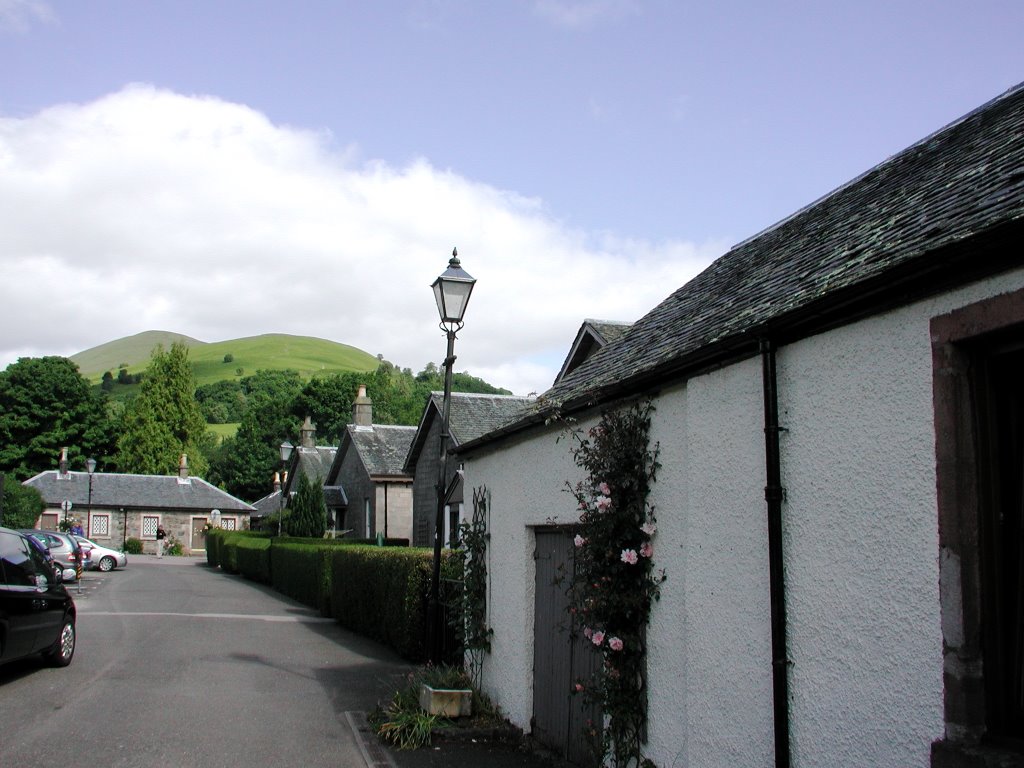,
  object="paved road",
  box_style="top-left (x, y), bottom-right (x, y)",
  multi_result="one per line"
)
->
top-left (0, 556), bottom-right (413, 768)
